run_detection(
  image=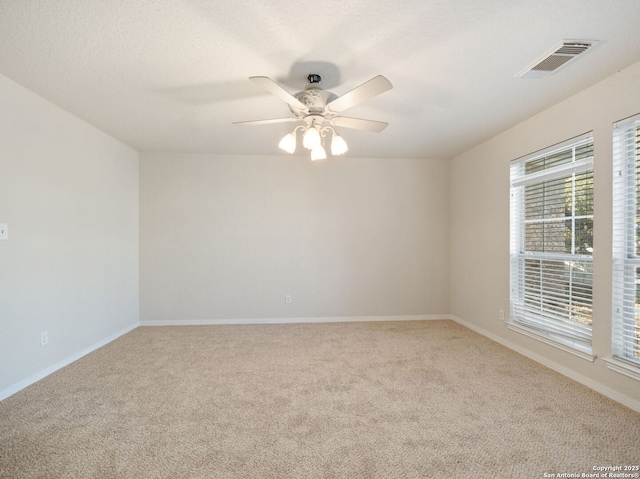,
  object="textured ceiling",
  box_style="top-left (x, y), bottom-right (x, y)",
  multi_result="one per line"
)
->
top-left (1, 0), bottom-right (640, 159)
